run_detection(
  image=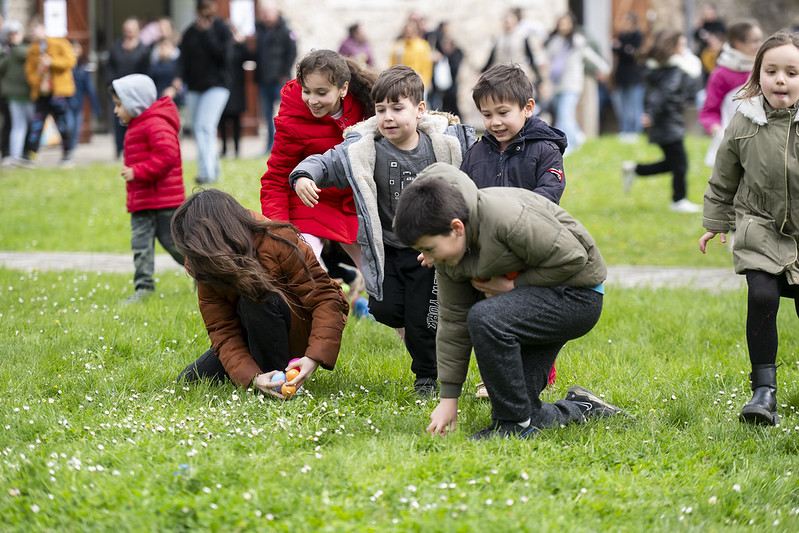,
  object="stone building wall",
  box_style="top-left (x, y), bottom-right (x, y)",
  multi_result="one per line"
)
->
top-left (273, 0), bottom-right (569, 127)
